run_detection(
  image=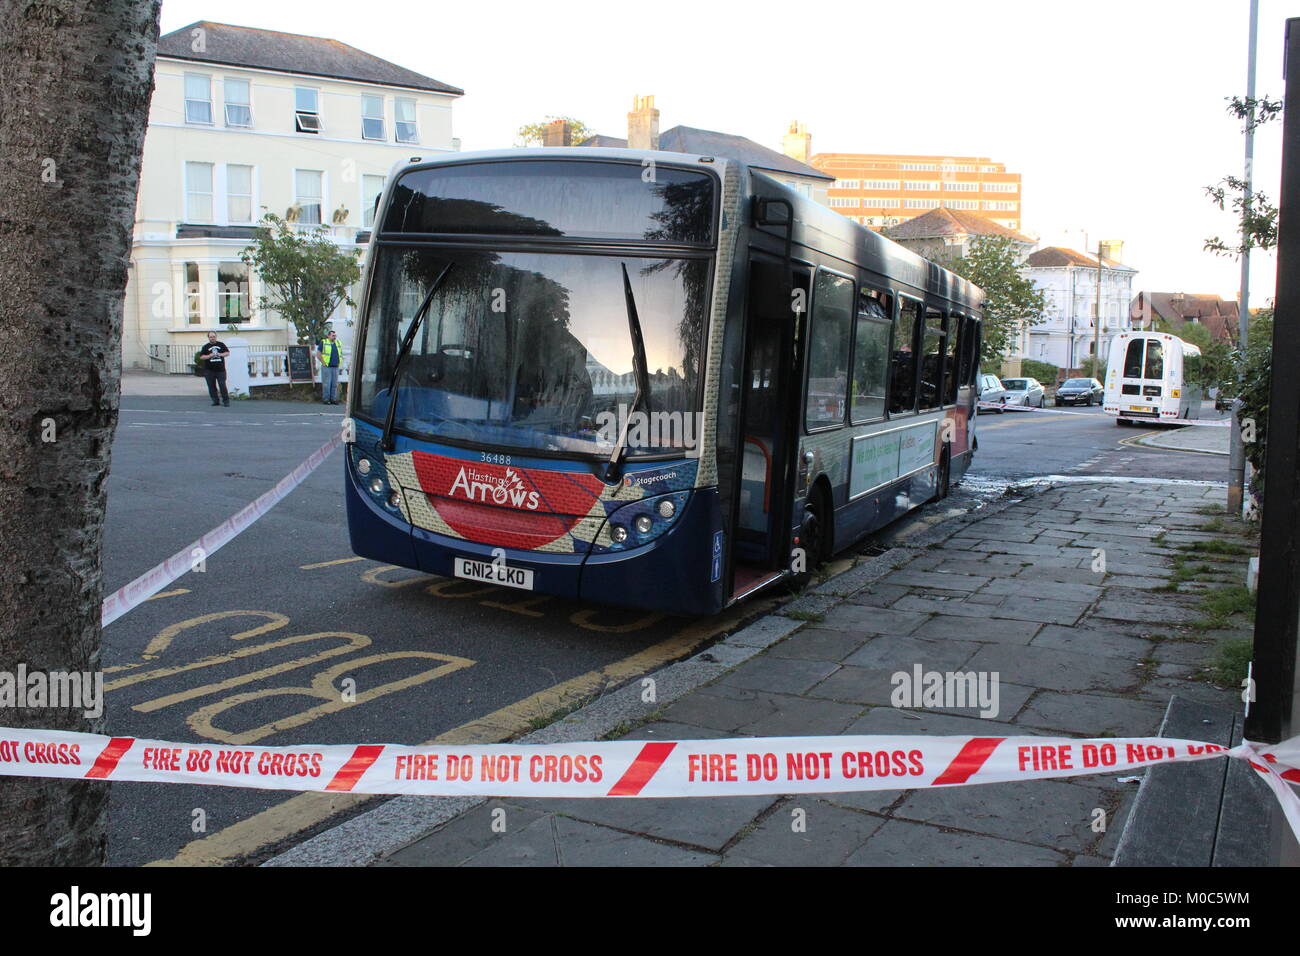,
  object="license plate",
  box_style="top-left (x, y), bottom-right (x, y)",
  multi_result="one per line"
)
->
top-left (454, 557), bottom-right (534, 590)
top-left (1128, 405), bottom-right (1149, 411)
